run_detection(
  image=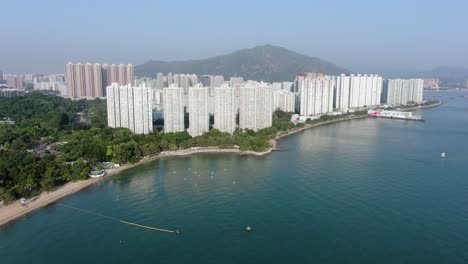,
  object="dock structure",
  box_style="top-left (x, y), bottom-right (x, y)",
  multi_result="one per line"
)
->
top-left (367, 110), bottom-right (424, 122)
